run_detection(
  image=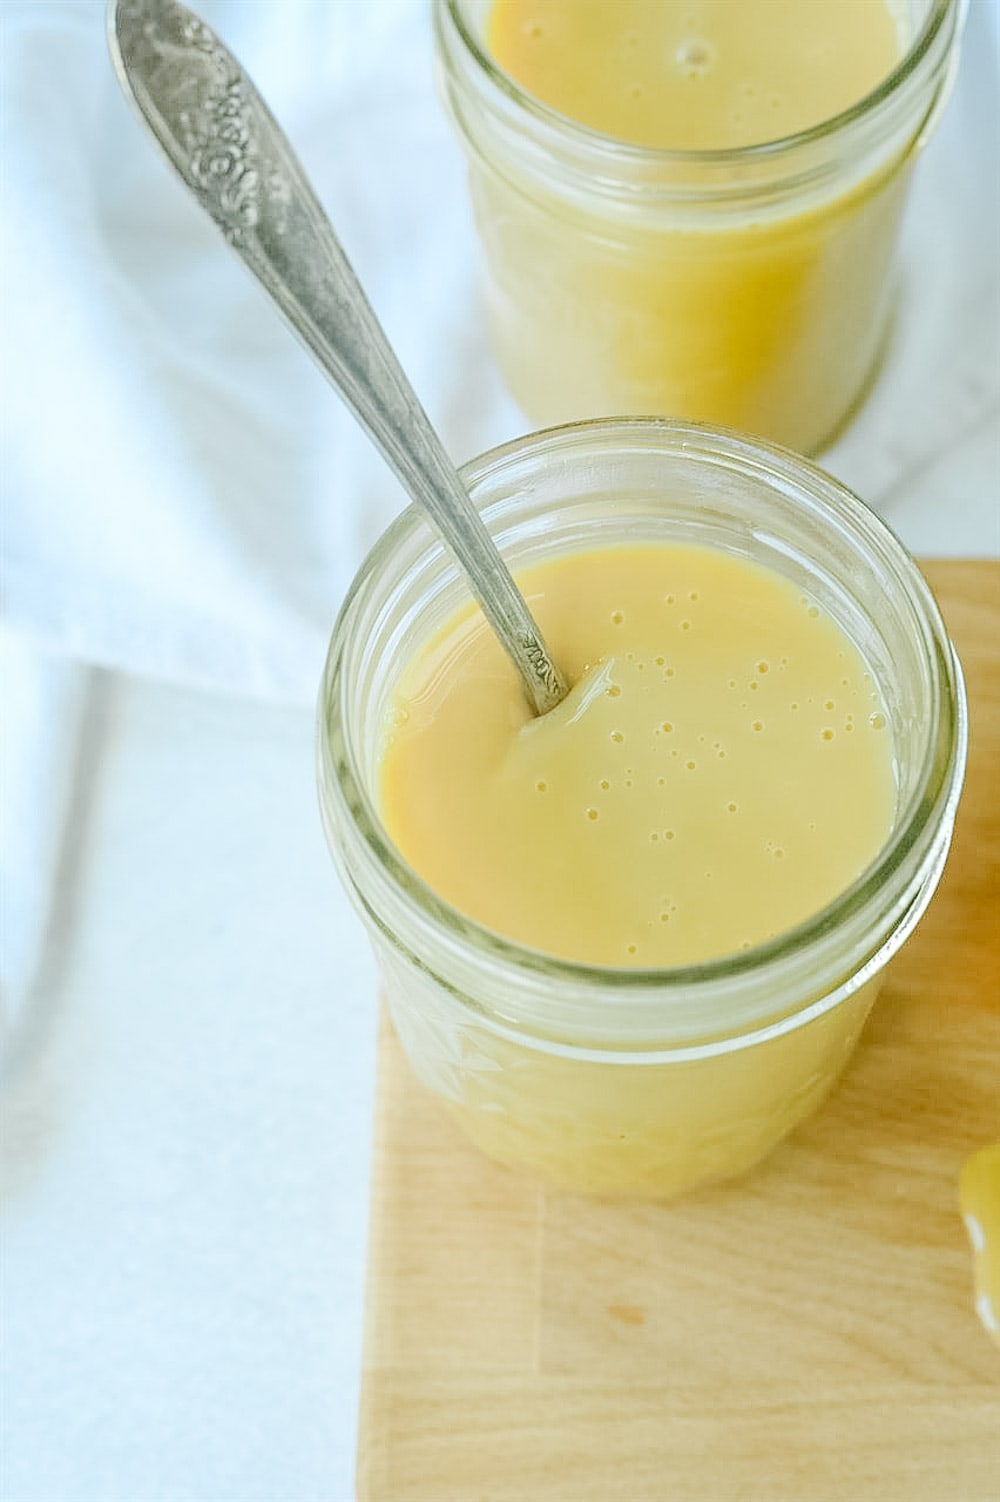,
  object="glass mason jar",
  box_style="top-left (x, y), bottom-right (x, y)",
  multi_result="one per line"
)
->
top-left (433, 0), bottom-right (967, 455)
top-left (317, 420), bottom-right (967, 1200)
